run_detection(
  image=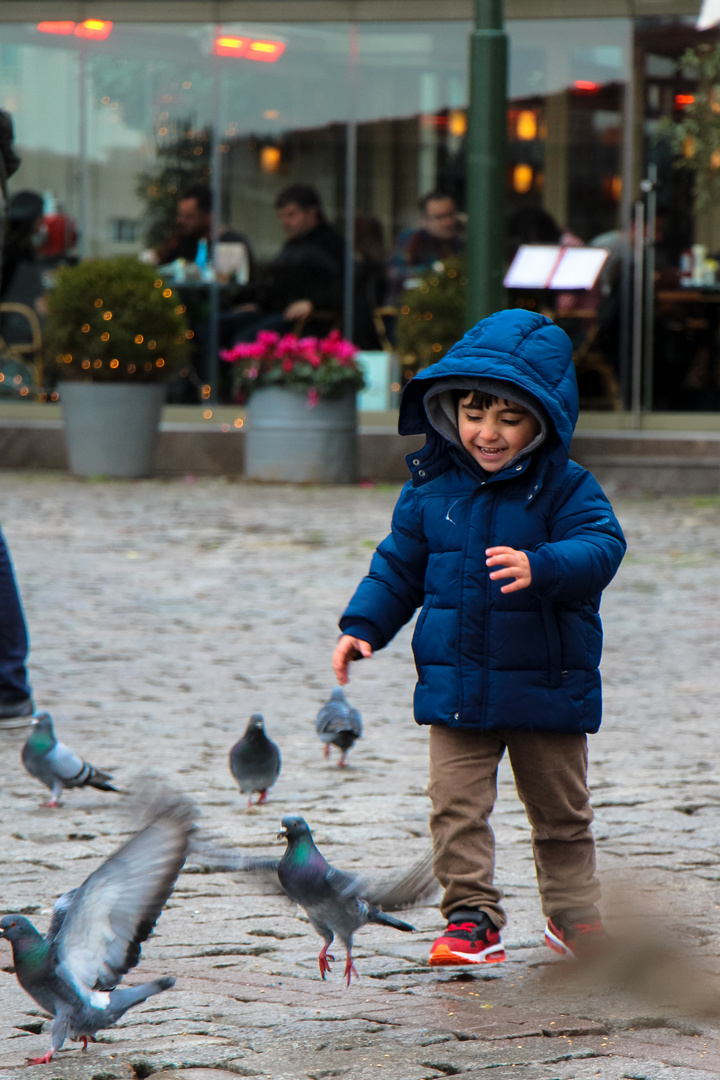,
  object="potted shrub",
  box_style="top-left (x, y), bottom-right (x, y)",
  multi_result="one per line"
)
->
top-left (221, 329), bottom-right (365, 483)
top-left (396, 257), bottom-right (466, 385)
top-left (44, 256), bottom-right (190, 477)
